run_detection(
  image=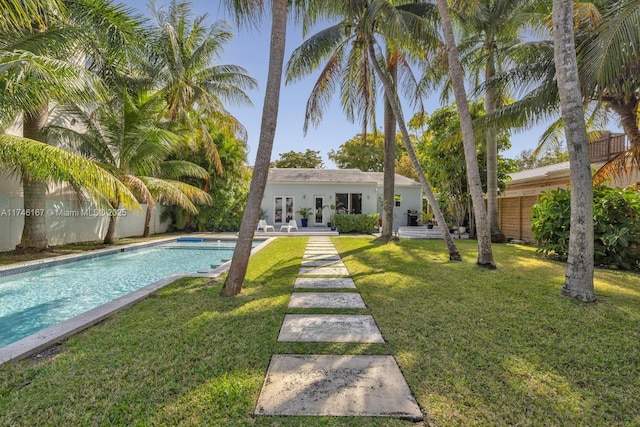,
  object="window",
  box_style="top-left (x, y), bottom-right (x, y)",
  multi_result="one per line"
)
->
top-left (335, 193), bottom-right (362, 214)
top-left (335, 193), bottom-right (348, 213)
top-left (350, 193), bottom-right (362, 214)
top-left (395, 194), bottom-right (401, 207)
